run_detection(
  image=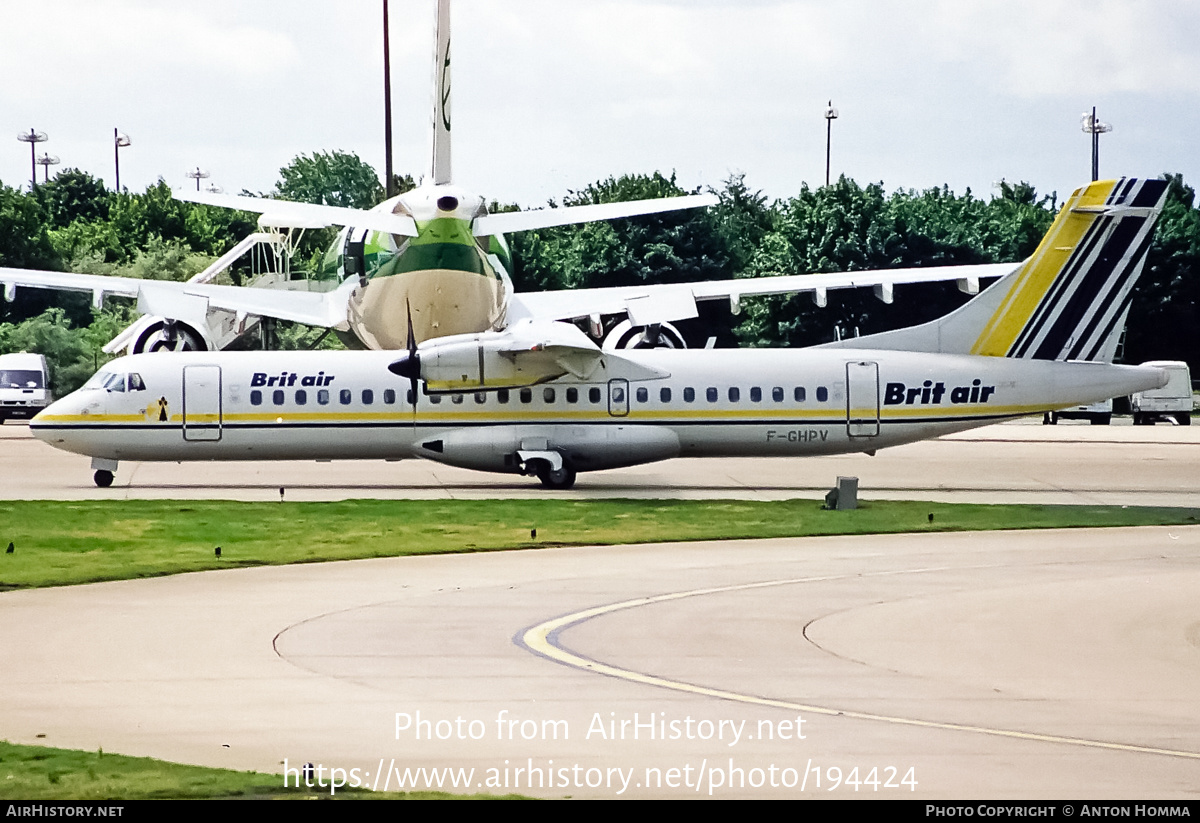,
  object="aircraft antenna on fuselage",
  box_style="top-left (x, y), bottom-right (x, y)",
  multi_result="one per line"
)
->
top-left (431, 0), bottom-right (452, 185)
